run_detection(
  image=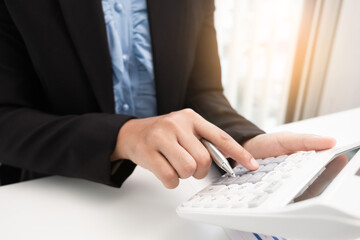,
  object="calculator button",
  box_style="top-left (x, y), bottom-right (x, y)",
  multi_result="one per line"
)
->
top-left (233, 165), bottom-right (244, 170)
top-left (287, 156), bottom-right (301, 164)
top-left (233, 166), bottom-right (249, 175)
top-left (235, 183), bottom-right (254, 195)
top-left (248, 172), bottom-right (266, 183)
top-left (225, 194), bottom-right (241, 200)
top-left (259, 163), bottom-right (278, 172)
top-left (217, 196), bottom-right (233, 208)
top-left (230, 173), bottom-right (253, 184)
top-left (281, 169), bottom-right (296, 178)
top-left (262, 171), bottom-right (283, 182)
top-left (256, 159), bottom-right (265, 165)
top-left (304, 150), bottom-right (316, 158)
top-left (219, 185), bottom-right (238, 195)
top-left (212, 176), bottom-right (228, 185)
top-left (273, 155), bottom-right (288, 163)
top-left (199, 185), bottom-right (226, 195)
top-left (227, 184), bottom-right (240, 189)
top-left (195, 195), bottom-right (218, 208)
top-left (248, 193), bottom-right (268, 208)
top-left (288, 155), bottom-right (306, 166)
top-left (200, 195), bottom-right (219, 208)
top-left (224, 185), bottom-right (245, 195)
top-left (275, 161), bottom-right (294, 171)
top-left (214, 176), bottom-right (234, 185)
top-left (262, 157), bottom-right (276, 164)
top-left (250, 181), bottom-right (269, 193)
top-left (251, 164), bottom-right (265, 173)
top-left (286, 152), bottom-right (305, 163)
top-left (264, 180), bottom-right (282, 193)
top-left (231, 195), bottom-right (248, 208)
top-left (295, 161), bottom-right (306, 168)
top-left (237, 182), bottom-right (254, 191)
top-left (191, 196), bottom-right (209, 207)
top-left (298, 150), bottom-right (315, 158)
